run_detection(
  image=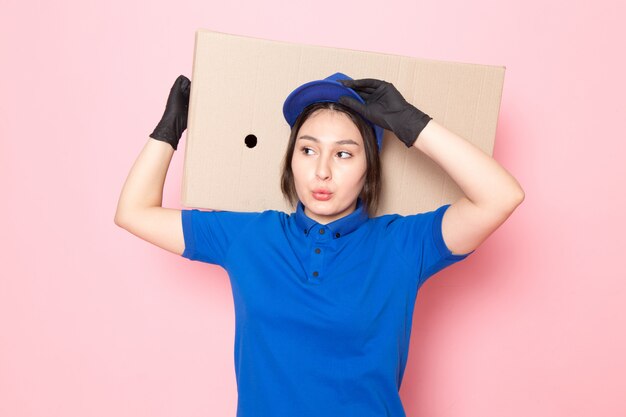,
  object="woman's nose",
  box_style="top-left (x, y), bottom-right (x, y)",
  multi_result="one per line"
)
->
top-left (315, 155), bottom-right (331, 180)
